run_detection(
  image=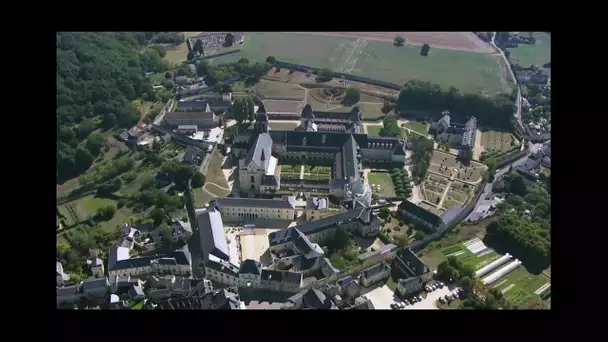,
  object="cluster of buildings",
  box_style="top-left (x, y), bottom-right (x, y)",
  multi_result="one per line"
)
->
top-left (398, 200), bottom-right (463, 233)
top-left (429, 110), bottom-right (477, 159)
top-left (165, 94), bottom-right (233, 130)
top-left (233, 108), bottom-right (406, 203)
